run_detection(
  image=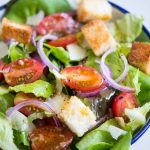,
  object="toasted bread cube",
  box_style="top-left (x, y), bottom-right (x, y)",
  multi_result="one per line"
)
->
top-left (77, 0), bottom-right (112, 22)
top-left (2, 18), bottom-right (32, 44)
top-left (59, 96), bottom-right (96, 137)
top-left (128, 42), bottom-right (150, 75)
top-left (81, 19), bottom-right (117, 56)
